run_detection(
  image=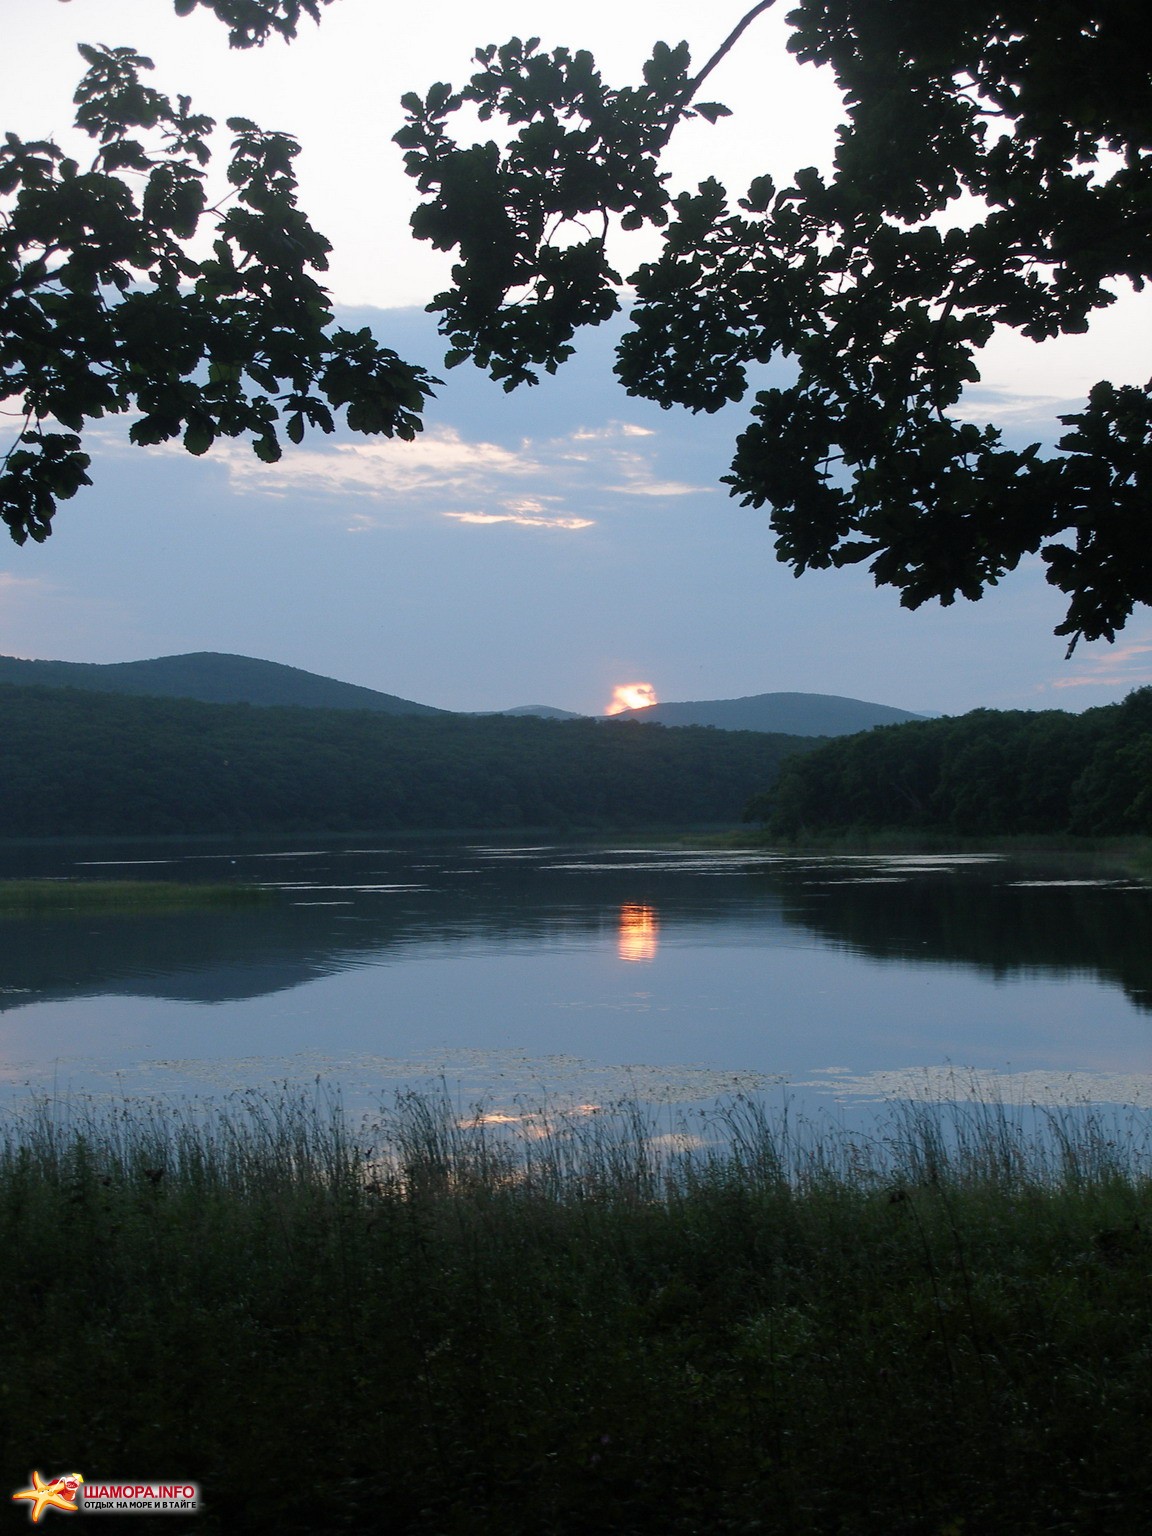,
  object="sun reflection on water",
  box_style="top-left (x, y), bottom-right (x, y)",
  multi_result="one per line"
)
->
top-left (618, 903), bottom-right (659, 963)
